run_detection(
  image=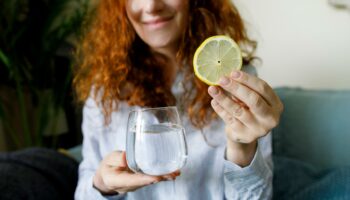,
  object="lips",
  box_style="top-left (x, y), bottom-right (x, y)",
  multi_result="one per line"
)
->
top-left (143, 16), bottom-right (173, 28)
